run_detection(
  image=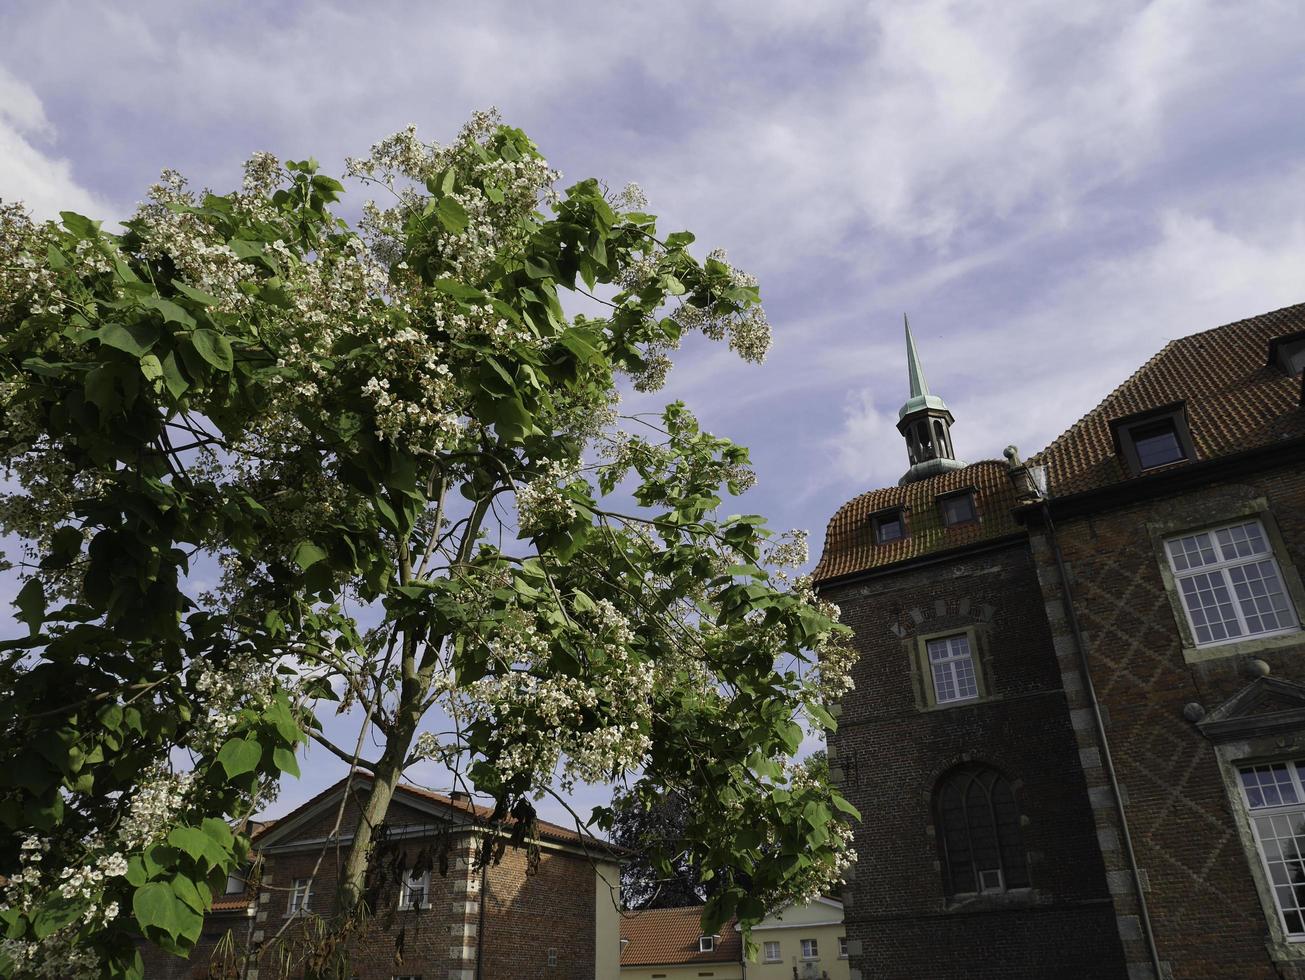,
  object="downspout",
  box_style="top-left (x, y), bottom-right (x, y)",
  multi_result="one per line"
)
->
top-left (1041, 502), bottom-right (1165, 980)
top-left (474, 838), bottom-right (489, 980)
